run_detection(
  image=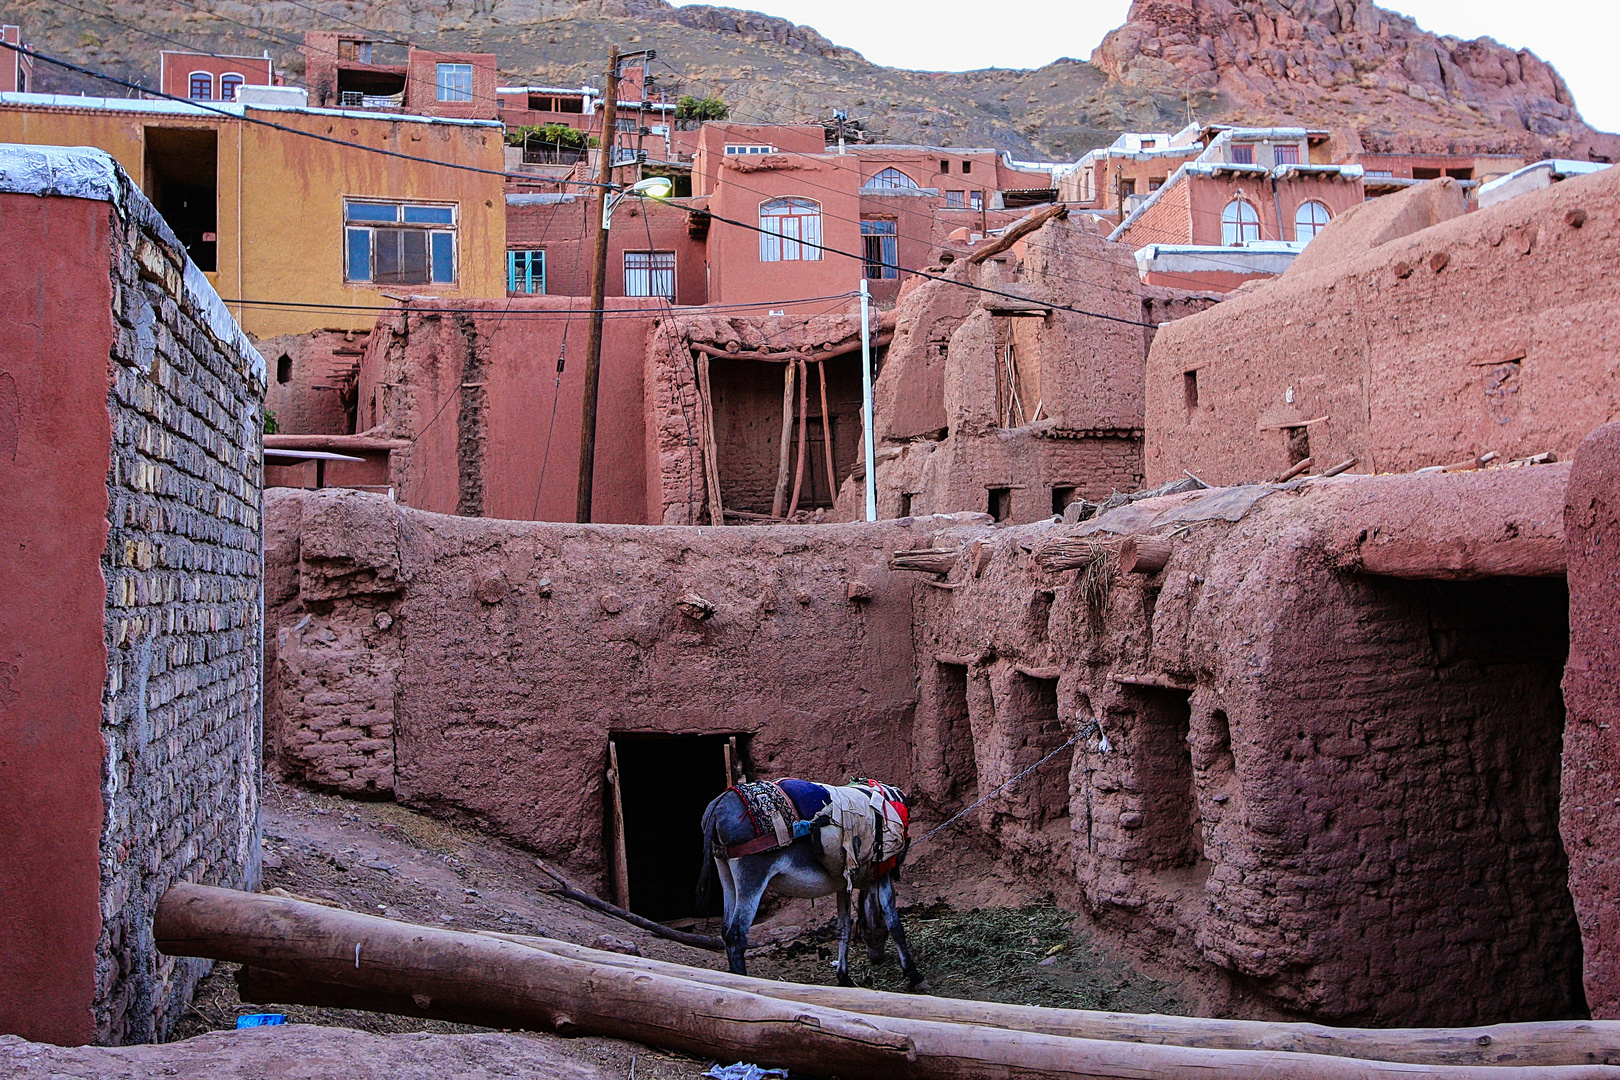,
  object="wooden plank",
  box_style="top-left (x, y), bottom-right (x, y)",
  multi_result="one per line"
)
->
top-left (787, 359), bottom-right (809, 517)
top-left (607, 739), bottom-right (630, 911)
top-left (723, 739), bottom-right (734, 789)
top-left (695, 352), bottom-right (724, 526)
top-left (818, 359), bottom-right (836, 501)
top-left (770, 361), bottom-right (796, 518)
top-left (729, 734), bottom-right (744, 783)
